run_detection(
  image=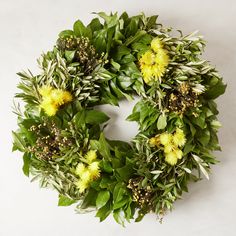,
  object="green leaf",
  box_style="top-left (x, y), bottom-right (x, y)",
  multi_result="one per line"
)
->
top-left (80, 188), bottom-right (97, 209)
top-left (192, 154), bottom-right (210, 180)
top-left (125, 16), bottom-right (139, 37)
top-left (192, 113), bottom-right (206, 129)
top-left (90, 140), bottom-right (100, 150)
top-left (87, 18), bottom-right (102, 32)
top-left (85, 110), bottom-right (109, 124)
top-left (125, 30), bottom-right (147, 46)
top-left (113, 183), bottom-right (129, 210)
top-left (73, 20), bottom-right (89, 37)
top-left (157, 114), bottom-right (167, 130)
top-left (113, 197), bottom-right (129, 210)
top-left (58, 195), bottom-right (76, 206)
top-left (113, 209), bottom-right (125, 226)
top-left (97, 12), bottom-right (118, 28)
top-left (116, 162), bottom-right (134, 180)
top-left (96, 190), bottom-right (110, 208)
top-left (22, 153), bottom-right (31, 177)
top-left (146, 15), bottom-right (158, 29)
top-left (98, 133), bottom-right (112, 160)
top-left (126, 112), bottom-right (140, 121)
top-left (12, 131), bottom-right (26, 152)
top-left (197, 129), bottom-right (210, 146)
top-left (96, 202), bottom-right (112, 222)
top-left (204, 80), bottom-right (226, 99)
top-left (73, 110), bottom-right (85, 127)
top-left (93, 29), bottom-right (107, 54)
top-left (101, 160), bottom-right (113, 173)
top-left (58, 30), bottom-right (74, 38)
top-left (112, 45), bottom-right (130, 61)
top-left (110, 59), bottom-right (120, 70)
top-left (65, 50), bottom-right (75, 62)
